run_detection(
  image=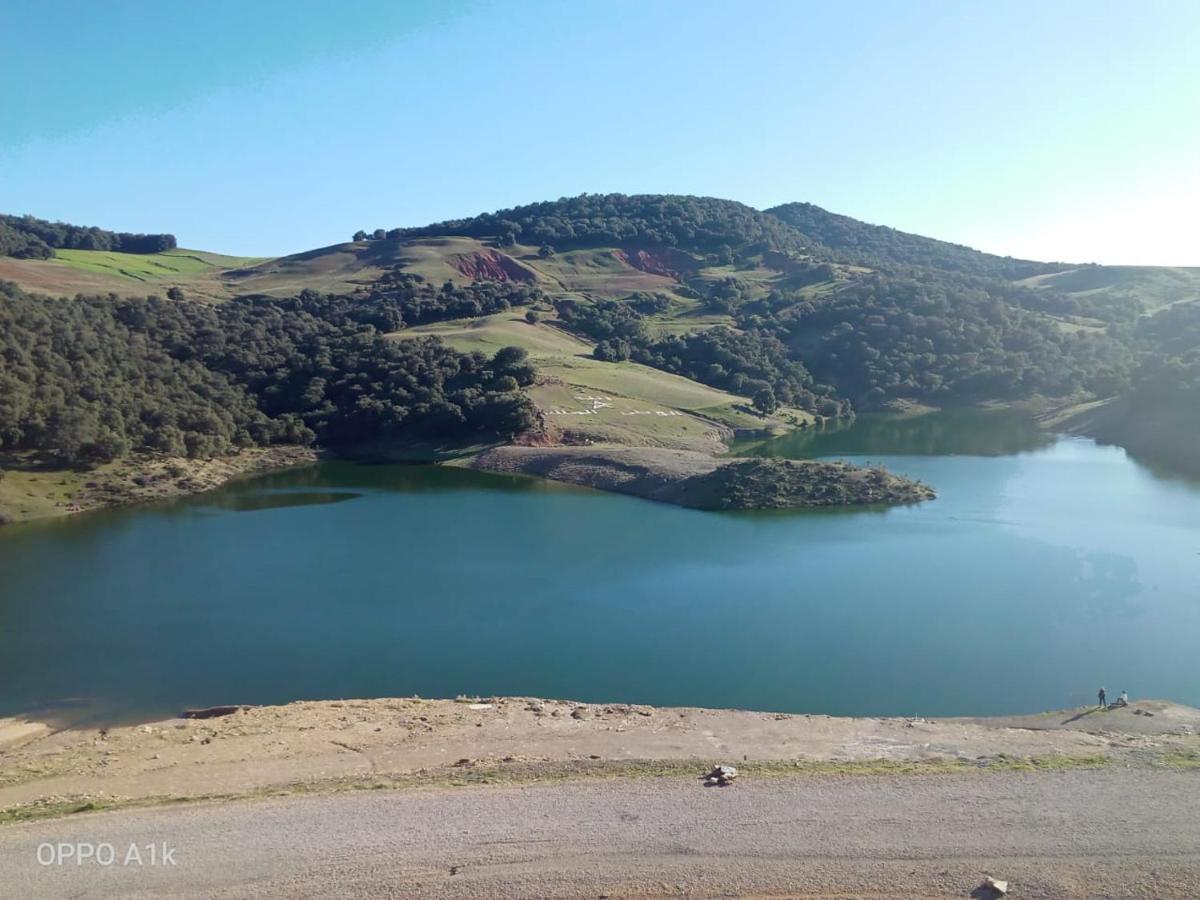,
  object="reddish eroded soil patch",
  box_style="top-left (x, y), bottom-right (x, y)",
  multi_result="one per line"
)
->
top-left (451, 250), bottom-right (537, 283)
top-left (613, 245), bottom-right (700, 281)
